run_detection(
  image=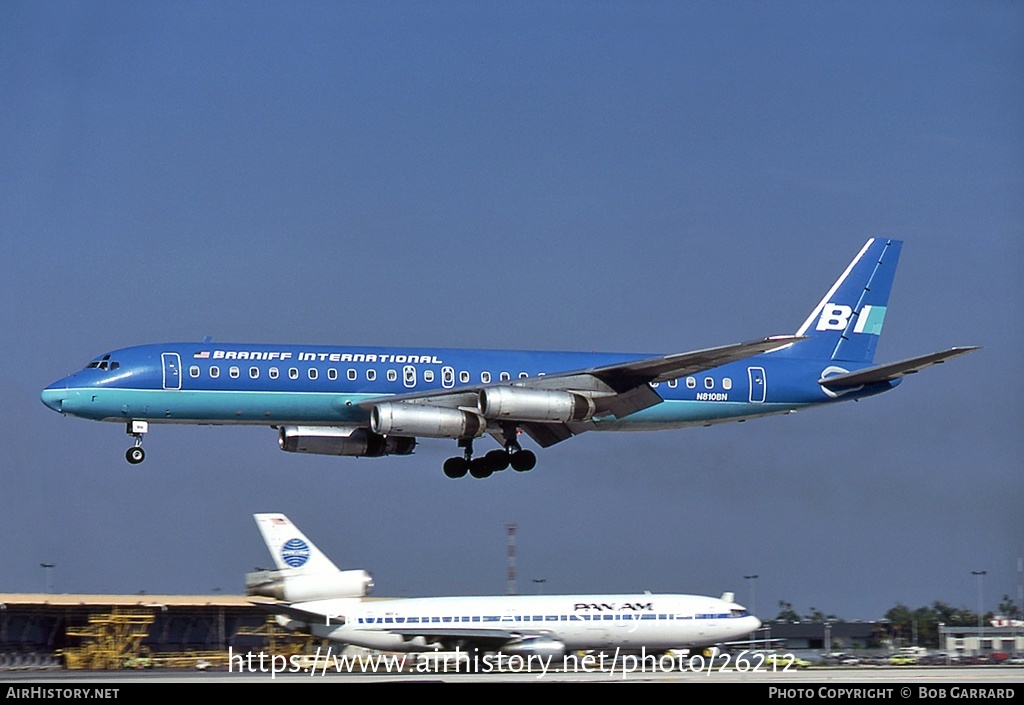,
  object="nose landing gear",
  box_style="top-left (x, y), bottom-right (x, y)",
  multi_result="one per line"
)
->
top-left (125, 420), bottom-right (148, 464)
